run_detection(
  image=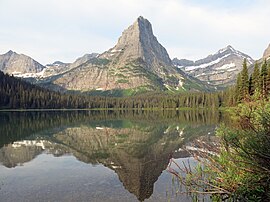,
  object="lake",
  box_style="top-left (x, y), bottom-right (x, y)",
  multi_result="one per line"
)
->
top-left (0, 110), bottom-right (227, 201)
